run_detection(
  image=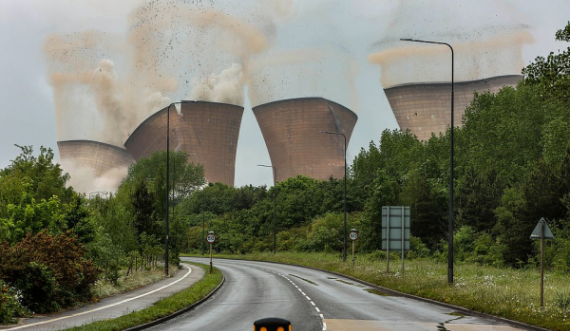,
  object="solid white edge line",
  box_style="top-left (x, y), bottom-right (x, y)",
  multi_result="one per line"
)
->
top-left (6, 264), bottom-right (194, 330)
